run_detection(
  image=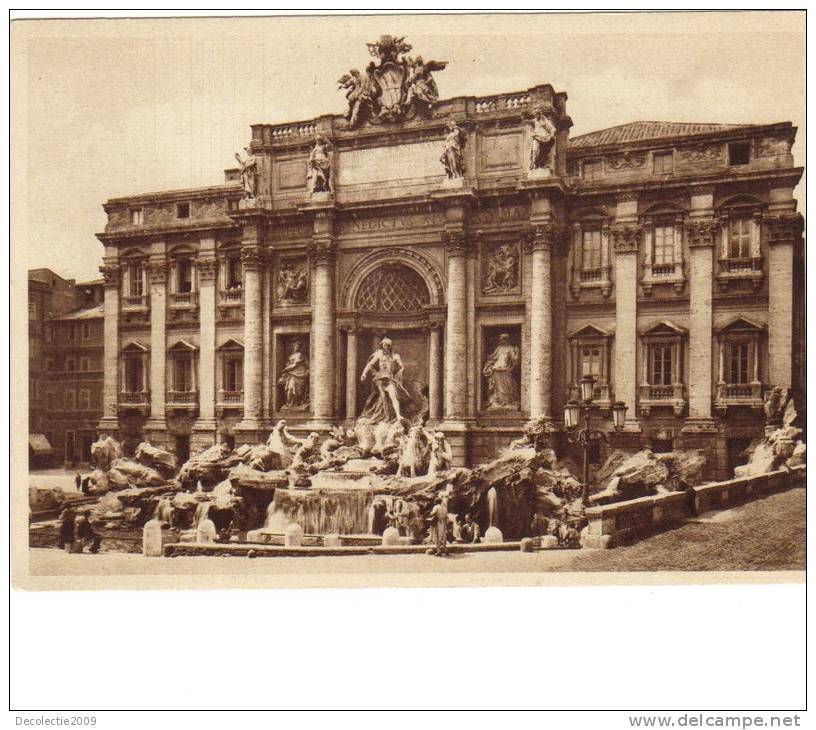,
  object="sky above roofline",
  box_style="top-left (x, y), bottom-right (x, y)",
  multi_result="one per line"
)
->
top-left (13, 12), bottom-right (804, 281)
